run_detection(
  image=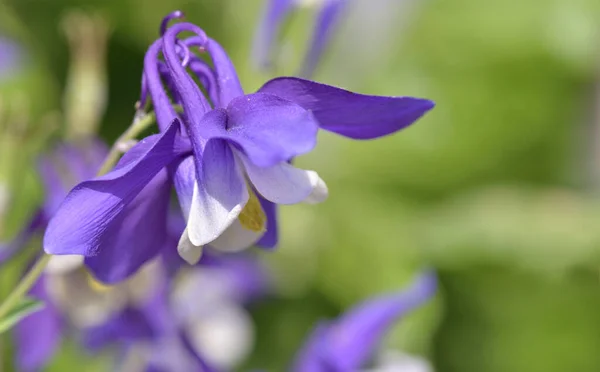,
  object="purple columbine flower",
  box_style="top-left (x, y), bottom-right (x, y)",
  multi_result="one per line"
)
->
top-left (252, 0), bottom-right (347, 77)
top-left (44, 12), bottom-right (434, 283)
top-left (292, 271), bottom-right (437, 372)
